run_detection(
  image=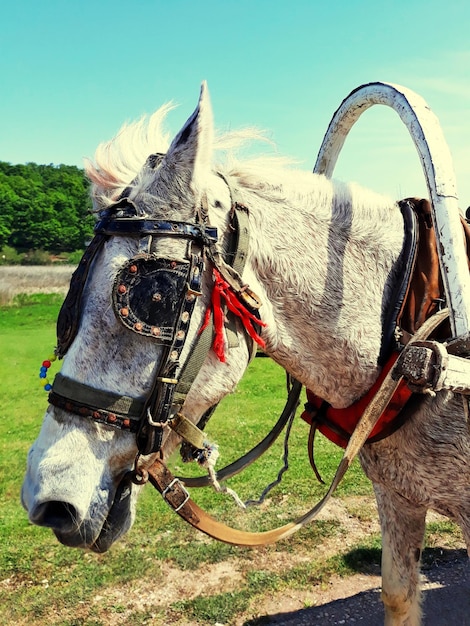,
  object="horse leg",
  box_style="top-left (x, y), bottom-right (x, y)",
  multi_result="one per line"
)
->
top-left (373, 484), bottom-right (427, 626)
